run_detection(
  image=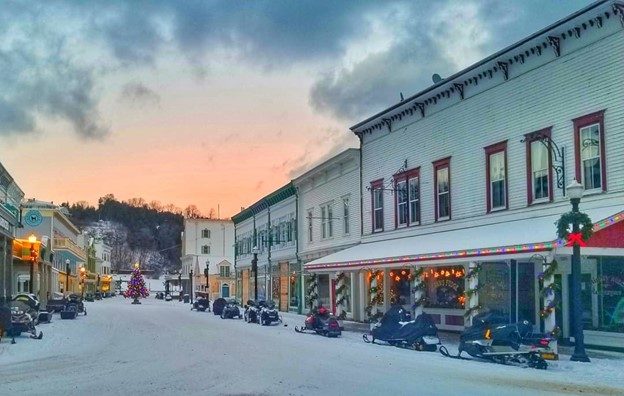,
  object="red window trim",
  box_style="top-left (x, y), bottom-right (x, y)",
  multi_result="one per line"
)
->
top-left (433, 157), bottom-right (451, 222)
top-left (573, 110), bottom-right (606, 191)
top-left (370, 178), bottom-right (384, 233)
top-left (394, 167), bottom-right (420, 228)
top-left (524, 127), bottom-right (553, 205)
top-left (484, 141), bottom-right (508, 213)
